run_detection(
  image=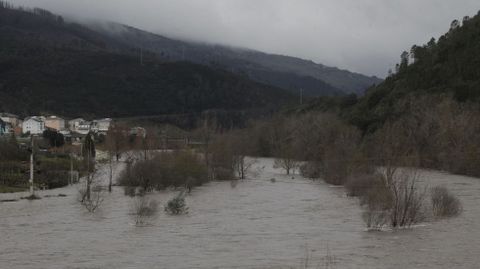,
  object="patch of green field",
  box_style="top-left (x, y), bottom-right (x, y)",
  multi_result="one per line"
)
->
top-left (0, 185), bottom-right (27, 193)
